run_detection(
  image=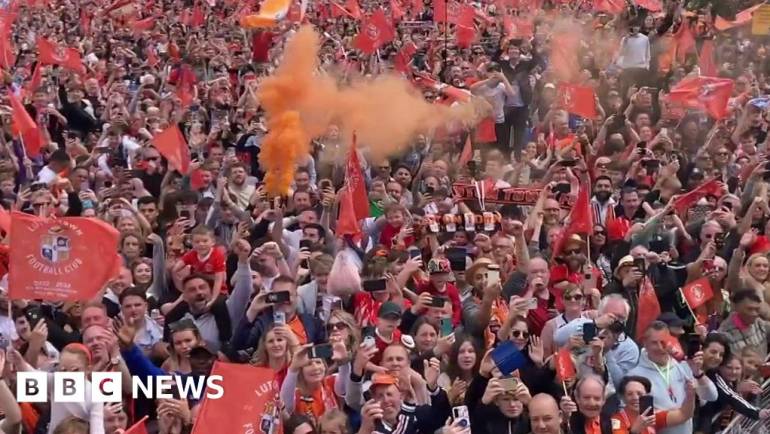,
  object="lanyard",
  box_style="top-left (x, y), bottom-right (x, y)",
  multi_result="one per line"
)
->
top-left (652, 361), bottom-right (676, 403)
